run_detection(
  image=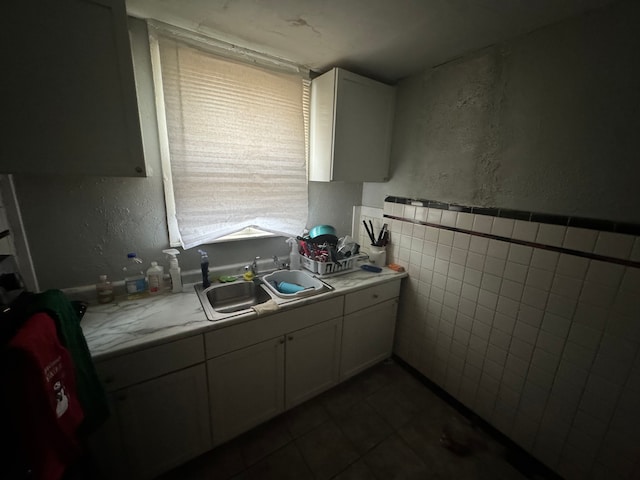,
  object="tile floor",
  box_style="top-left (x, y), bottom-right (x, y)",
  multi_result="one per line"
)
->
top-left (159, 359), bottom-right (552, 480)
